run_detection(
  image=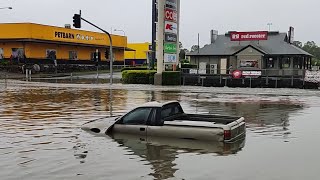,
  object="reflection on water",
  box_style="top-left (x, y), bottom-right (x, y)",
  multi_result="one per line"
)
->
top-left (0, 83), bottom-right (318, 180)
